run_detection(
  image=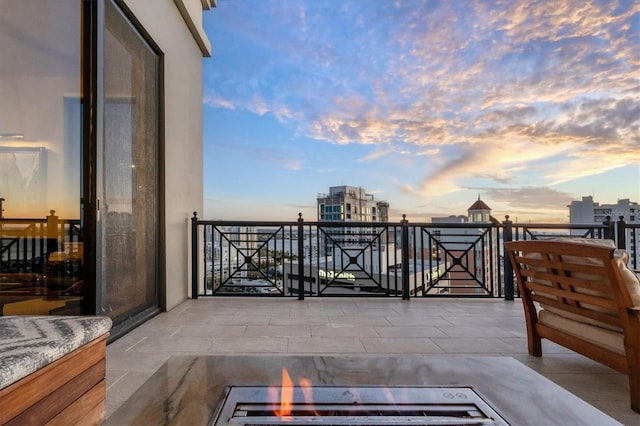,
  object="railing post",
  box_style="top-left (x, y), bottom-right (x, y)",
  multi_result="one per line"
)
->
top-left (297, 213), bottom-right (305, 300)
top-left (502, 215), bottom-right (514, 301)
top-left (401, 214), bottom-right (410, 300)
top-left (191, 212), bottom-right (199, 299)
top-left (46, 209), bottom-right (59, 255)
top-left (616, 216), bottom-right (626, 250)
top-left (602, 215), bottom-right (614, 240)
